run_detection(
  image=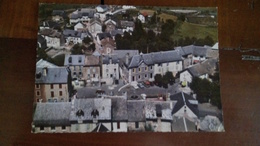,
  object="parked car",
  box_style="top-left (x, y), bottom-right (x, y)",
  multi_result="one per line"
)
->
top-left (137, 82), bottom-right (145, 88)
top-left (143, 80), bottom-right (150, 88)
